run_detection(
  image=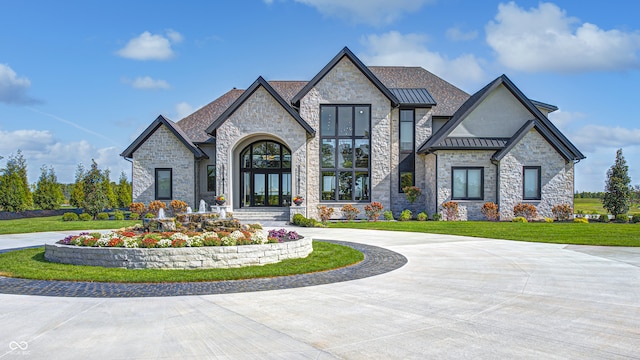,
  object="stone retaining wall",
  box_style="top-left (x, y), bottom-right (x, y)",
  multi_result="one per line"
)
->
top-left (44, 238), bottom-right (313, 270)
